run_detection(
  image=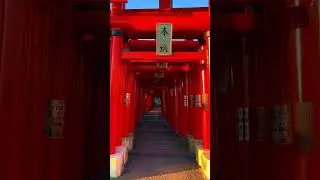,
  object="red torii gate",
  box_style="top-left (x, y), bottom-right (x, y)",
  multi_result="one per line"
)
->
top-left (110, 0), bottom-right (211, 179)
